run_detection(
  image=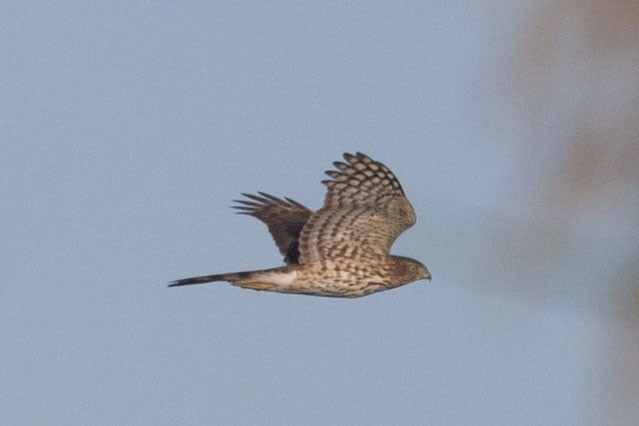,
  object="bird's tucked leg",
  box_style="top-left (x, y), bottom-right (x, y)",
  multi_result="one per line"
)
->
top-left (230, 269), bottom-right (298, 292)
top-left (232, 281), bottom-right (275, 291)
